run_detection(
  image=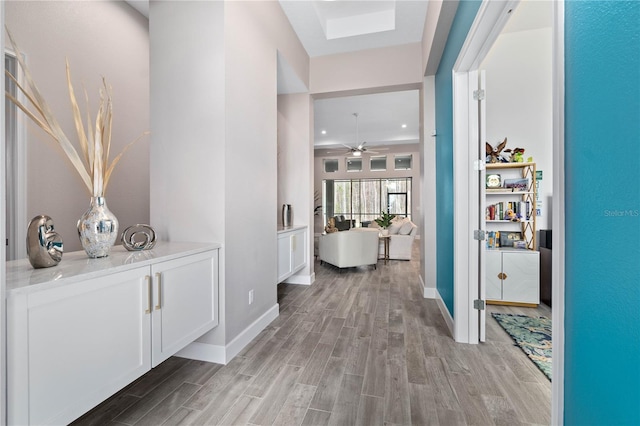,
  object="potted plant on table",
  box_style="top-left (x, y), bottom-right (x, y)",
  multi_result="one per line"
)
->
top-left (375, 211), bottom-right (396, 236)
